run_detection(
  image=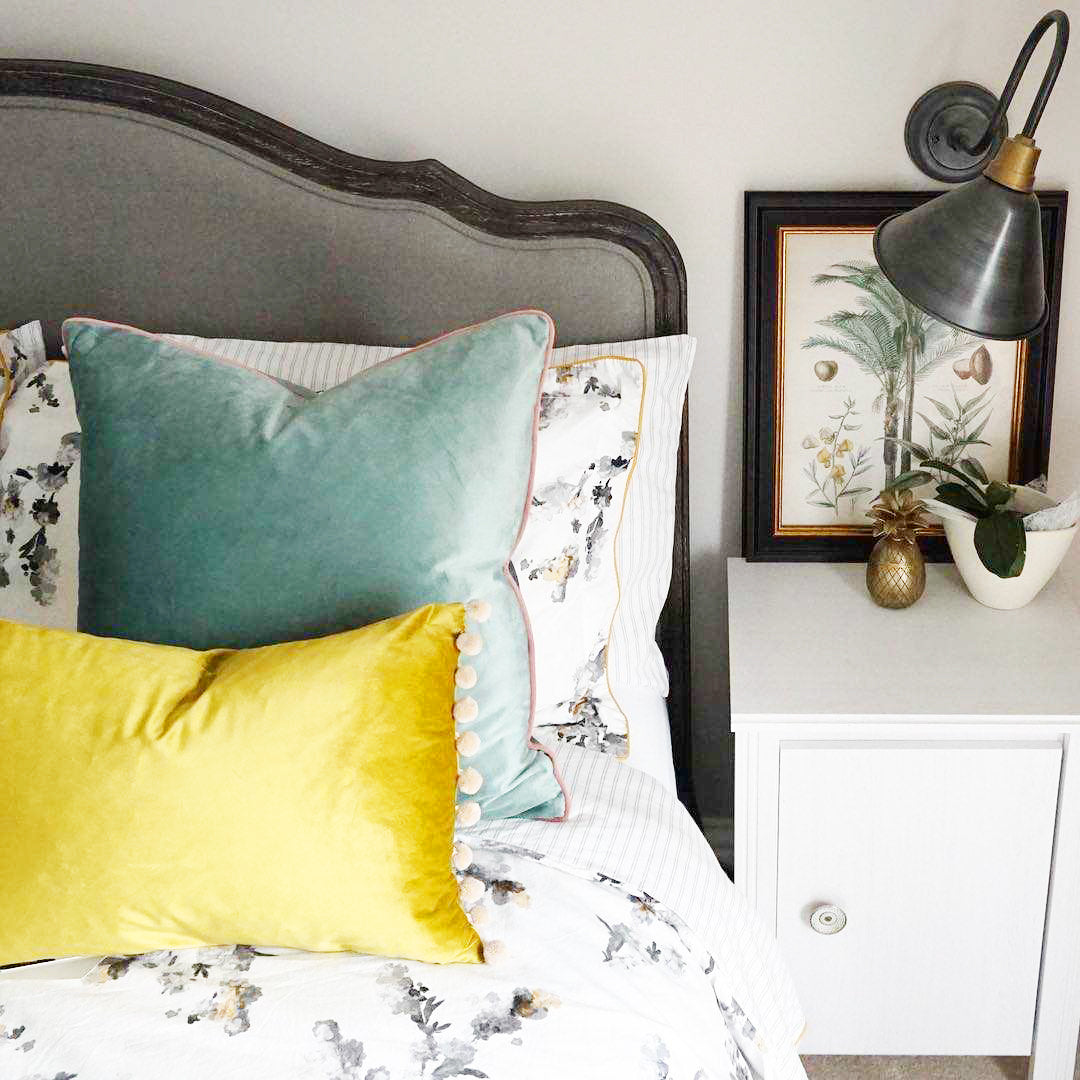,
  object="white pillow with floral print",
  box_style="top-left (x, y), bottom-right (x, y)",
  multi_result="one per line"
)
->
top-left (0, 323), bottom-right (80, 628)
top-left (512, 356), bottom-right (645, 757)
